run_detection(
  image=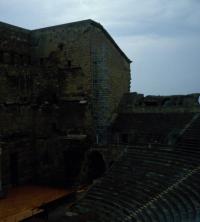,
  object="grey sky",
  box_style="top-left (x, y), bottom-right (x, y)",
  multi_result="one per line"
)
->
top-left (0, 0), bottom-right (200, 95)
